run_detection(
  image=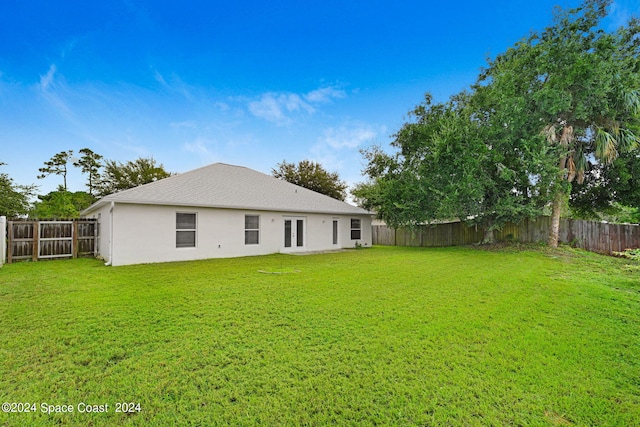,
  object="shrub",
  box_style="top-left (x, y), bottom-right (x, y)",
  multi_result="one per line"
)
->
top-left (613, 248), bottom-right (640, 261)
